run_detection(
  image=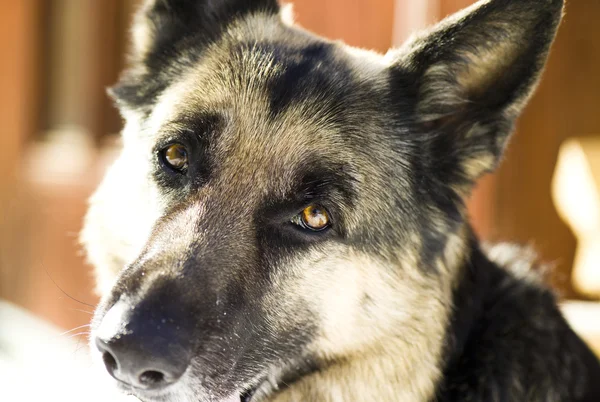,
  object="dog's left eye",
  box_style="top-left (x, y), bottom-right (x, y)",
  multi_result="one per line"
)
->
top-left (160, 143), bottom-right (188, 173)
top-left (291, 205), bottom-right (331, 231)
